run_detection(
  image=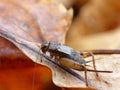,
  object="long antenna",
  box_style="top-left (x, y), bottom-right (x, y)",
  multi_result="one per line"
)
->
top-left (32, 48), bottom-right (41, 90)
